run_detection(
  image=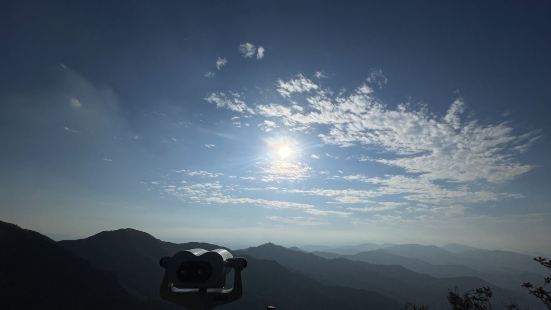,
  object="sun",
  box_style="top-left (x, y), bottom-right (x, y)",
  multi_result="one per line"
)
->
top-left (277, 145), bottom-right (292, 159)
top-left (267, 137), bottom-right (299, 161)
